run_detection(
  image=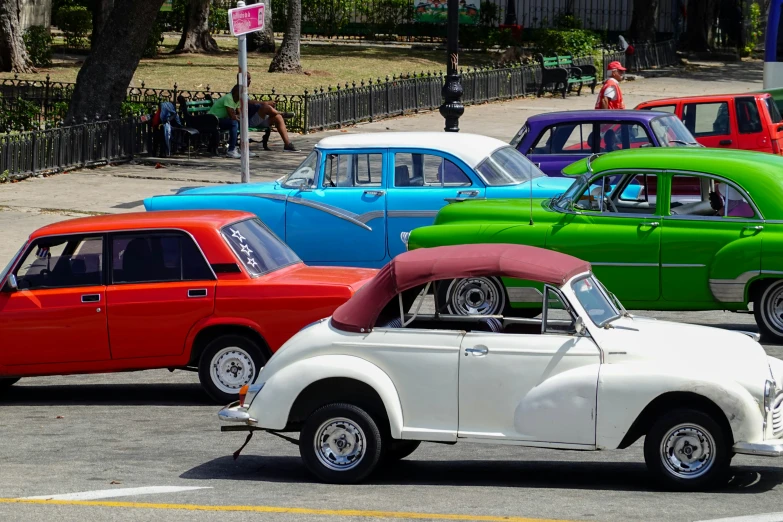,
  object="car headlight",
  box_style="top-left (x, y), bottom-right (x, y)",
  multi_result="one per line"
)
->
top-left (239, 382), bottom-right (265, 408)
top-left (765, 380), bottom-right (777, 413)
